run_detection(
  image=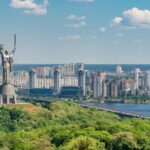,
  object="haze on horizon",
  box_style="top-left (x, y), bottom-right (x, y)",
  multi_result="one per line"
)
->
top-left (0, 0), bottom-right (150, 64)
